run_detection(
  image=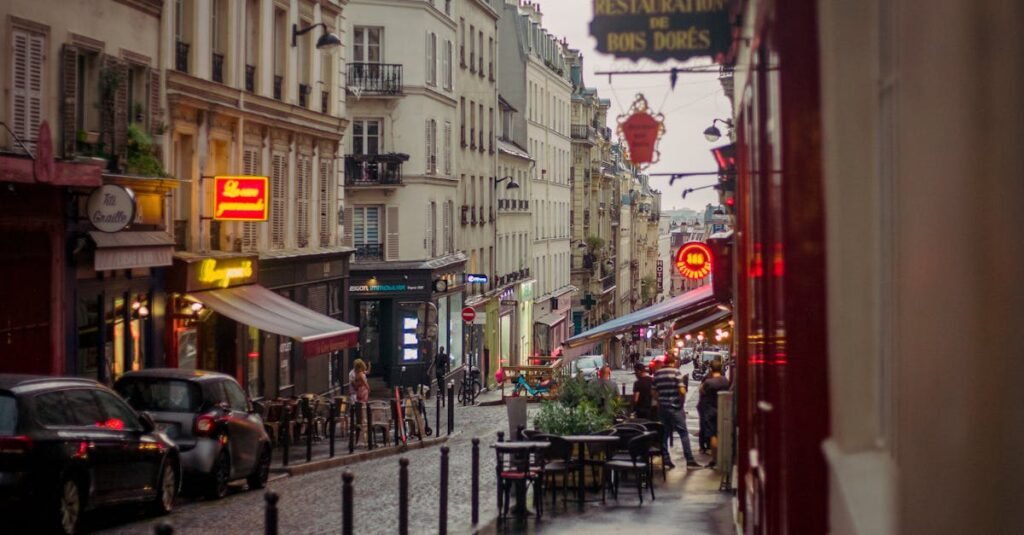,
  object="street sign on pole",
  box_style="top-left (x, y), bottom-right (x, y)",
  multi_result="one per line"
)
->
top-left (461, 307), bottom-right (476, 323)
